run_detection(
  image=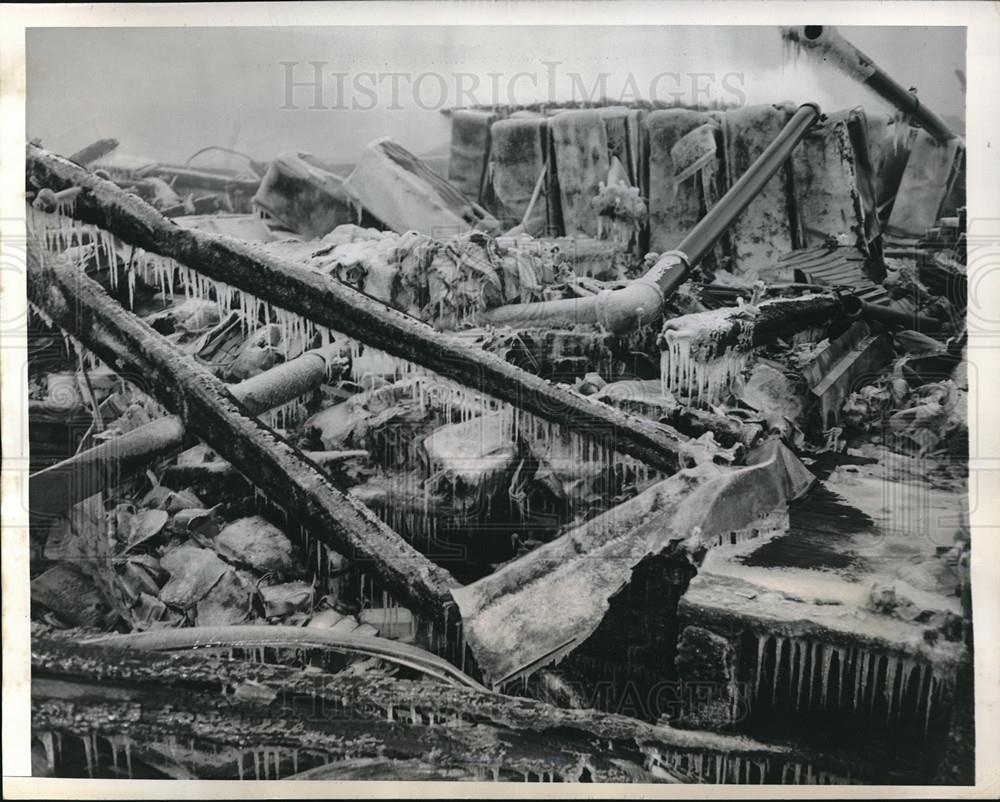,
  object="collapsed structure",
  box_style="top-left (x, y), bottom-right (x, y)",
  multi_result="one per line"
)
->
top-left (26, 26), bottom-right (970, 784)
